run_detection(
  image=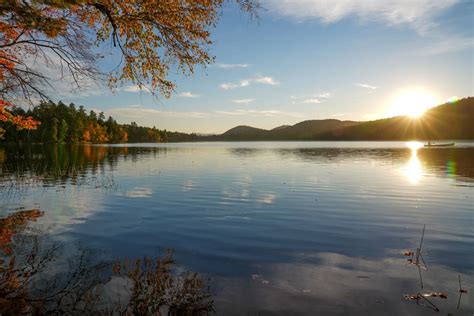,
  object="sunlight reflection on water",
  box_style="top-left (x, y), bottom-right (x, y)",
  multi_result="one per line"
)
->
top-left (404, 142), bottom-right (423, 184)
